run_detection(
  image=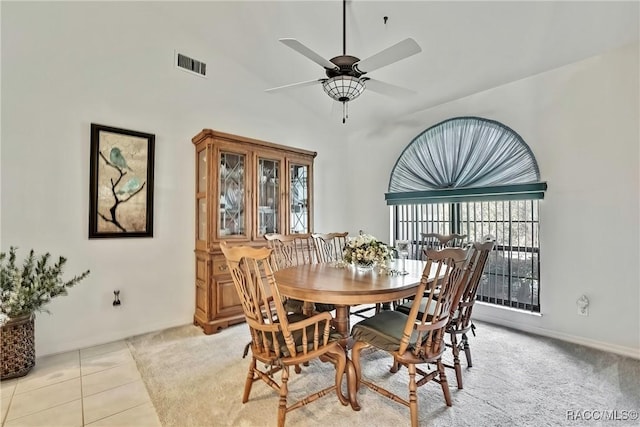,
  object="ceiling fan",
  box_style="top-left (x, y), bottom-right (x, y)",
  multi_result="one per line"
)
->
top-left (266, 0), bottom-right (422, 123)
